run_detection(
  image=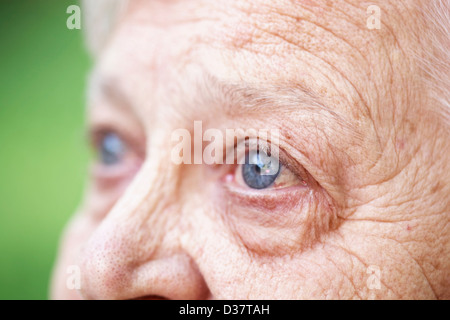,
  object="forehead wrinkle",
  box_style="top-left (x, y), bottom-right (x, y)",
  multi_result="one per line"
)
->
top-left (200, 1), bottom-right (415, 126)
